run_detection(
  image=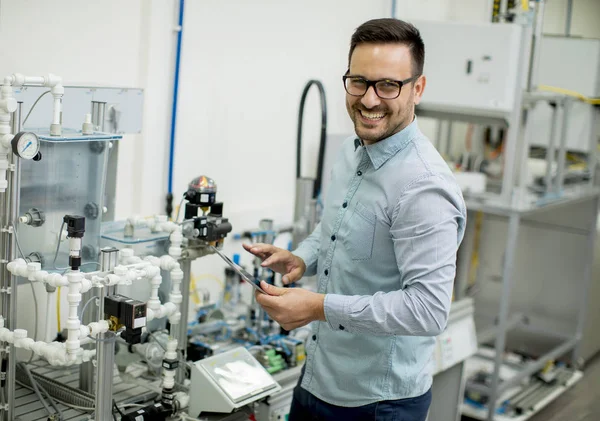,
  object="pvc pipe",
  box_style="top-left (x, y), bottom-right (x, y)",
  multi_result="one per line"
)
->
top-left (7, 259), bottom-right (69, 287)
top-left (66, 271), bottom-right (83, 361)
top-left (45, 291), bottom-right (54, 342)
top-left (4, 74), bottom-right (62, 88)
top-left (0, 323), bottom-right (100, 366)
